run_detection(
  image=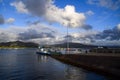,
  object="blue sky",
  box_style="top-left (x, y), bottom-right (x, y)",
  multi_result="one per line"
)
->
top-left (0, 0), bottom-right (120, 45)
